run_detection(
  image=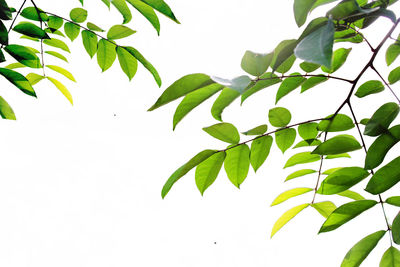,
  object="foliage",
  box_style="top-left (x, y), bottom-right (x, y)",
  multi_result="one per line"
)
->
top-left (150, 0), bottom-right (400, 265)
top-left (0, 0), bottom-right (178, 119)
